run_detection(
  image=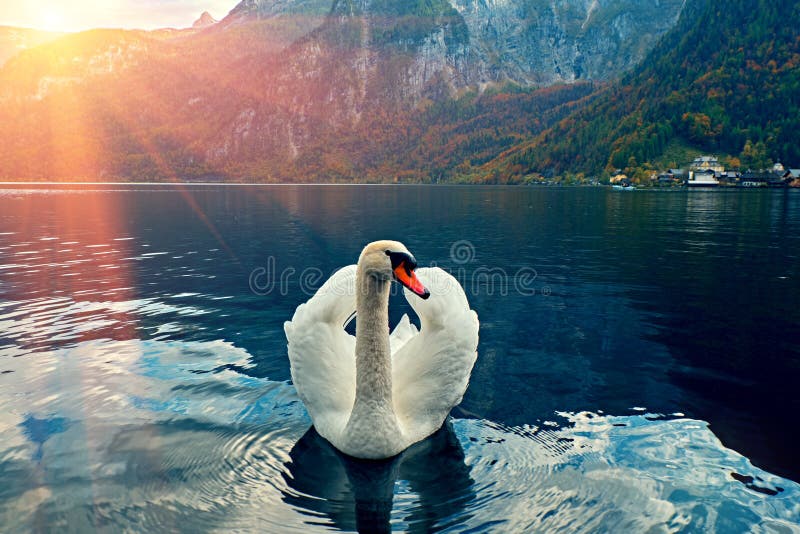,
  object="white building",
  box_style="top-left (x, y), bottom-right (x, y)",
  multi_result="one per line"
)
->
top-left (690, 156), bottom-right (725, 174)
top-left (687, 169), bottom-right (720, 187)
